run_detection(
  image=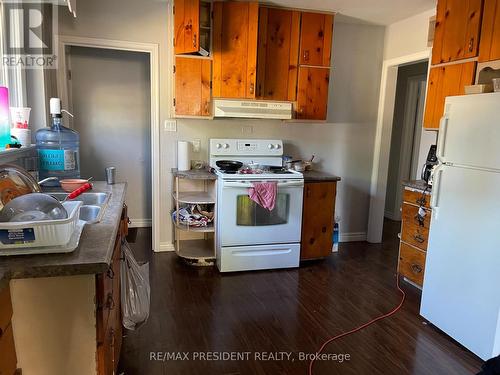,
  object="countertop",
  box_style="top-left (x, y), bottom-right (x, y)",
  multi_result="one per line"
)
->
top-left (0, 182), bottom-right (127, 290)
top-left (303, 170), bottom-right (341, 182)
top-left (402, 180), bottom-right (431, 192)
